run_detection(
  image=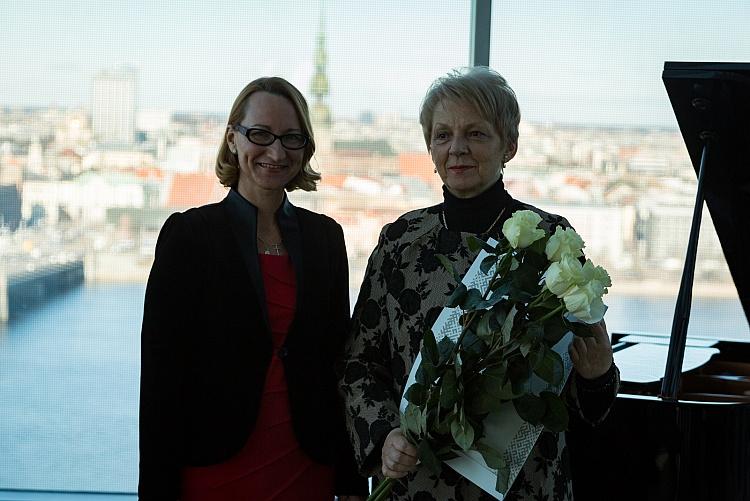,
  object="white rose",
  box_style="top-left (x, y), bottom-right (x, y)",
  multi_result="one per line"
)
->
top-left (502, 210), bottom-right (545, 249)
top-left (545, 226), bottom-right (584, 262)
top-left (580, 260), bottom-right (612, 295)
top-left (592, 264), bottom-right (612, 290)
top-left (563, 283), bottom-right (608, 324)
top-left (544, 255), bottom-right (585, 297)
